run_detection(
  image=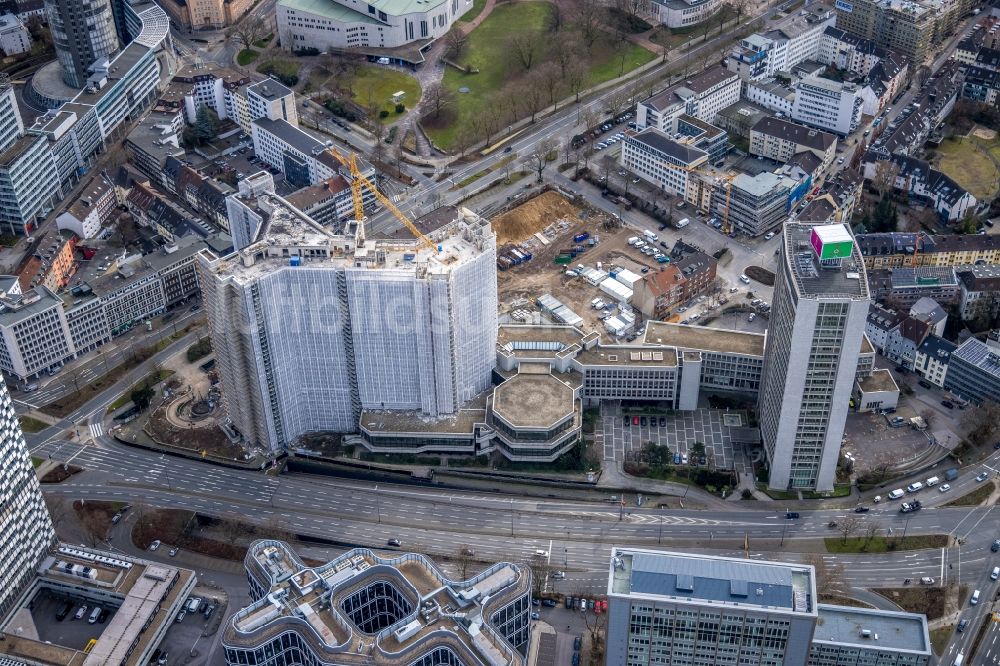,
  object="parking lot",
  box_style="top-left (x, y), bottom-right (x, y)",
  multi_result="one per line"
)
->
top-left (600, 403), bottom-right (752, 474)
top-left (152, 590), bottom-right (226, 666)
top-left (21, 588), bottom-right (118, 651)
